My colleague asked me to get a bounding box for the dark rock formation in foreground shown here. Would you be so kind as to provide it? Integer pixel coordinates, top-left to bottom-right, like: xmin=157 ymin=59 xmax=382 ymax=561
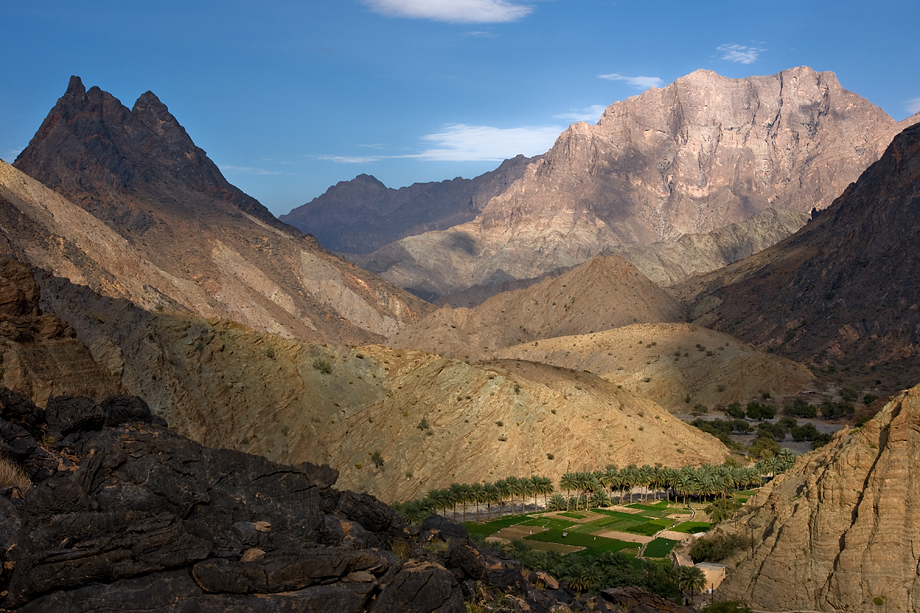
xmin=0 ymin=389 xmax=633 ymax=612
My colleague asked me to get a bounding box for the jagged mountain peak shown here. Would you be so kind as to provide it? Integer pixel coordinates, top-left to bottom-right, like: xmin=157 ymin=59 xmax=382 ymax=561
xmin=15 ymin=76 xmax=286 ymax=230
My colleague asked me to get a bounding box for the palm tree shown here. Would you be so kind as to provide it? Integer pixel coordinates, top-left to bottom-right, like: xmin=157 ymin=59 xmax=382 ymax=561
xmin=621 ymin=465 xmax=639 ymax=504
xmin=495 ymin=479 xmax=512 ymax=516
xmin=483 ymin=482 xmax=500 ymax=518
xmin=559 ymin=473 xmax=577 ymax=511
xmin=677 ymin=565 xmax=706 ymax=603
xmin=469 ymin=482 xmax=486 ymax=520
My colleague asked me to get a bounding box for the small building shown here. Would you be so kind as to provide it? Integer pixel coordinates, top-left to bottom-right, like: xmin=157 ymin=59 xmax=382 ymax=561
xmin=695 ymin=562 xmax=727 ymax=591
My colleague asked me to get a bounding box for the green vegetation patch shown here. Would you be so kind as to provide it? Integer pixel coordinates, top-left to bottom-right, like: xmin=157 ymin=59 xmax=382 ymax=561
xmin=623 ymin=520 xmax=670 ymax=536
xmin=671 ymin=521 xmax=712 ymax=534
xmin=591 ymin=509 xmax=645 ymax=520
xmin=557 ymin=511 xmax=588 ymax=519
xmin=644 ymin=537 xmax=679 ymax=558
xmin=524 ymin=529 xmax=636 ymax=554
xmin=464 ymin=514 xmax=530 ymax=536
xmin=520 ymin=518 xmax=576 ymax=530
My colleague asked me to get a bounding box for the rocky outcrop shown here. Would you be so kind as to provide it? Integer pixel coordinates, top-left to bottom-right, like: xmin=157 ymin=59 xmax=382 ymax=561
xmin=389 ymin=255 xmax=686 ymax=360
xmin=0 ymin=258 xmax=122 ymax=405
xmin=5 ymin=78 xmax=432 ymax=344
xmin=280 ymin=154 xmax=536 ymax=255
xmin=713 ymin=383 xmax=920 ymax=611
xmin=0 ymin=389 xmax=579 ymax=612
xmin=360 ymin=67 xmax=920 ymax=297
xmin=680 ymin=121 xmax=920 ymax=390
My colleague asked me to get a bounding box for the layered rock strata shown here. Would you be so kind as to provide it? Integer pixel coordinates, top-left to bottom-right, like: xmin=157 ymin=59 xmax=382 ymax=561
xmin=714 ymin=383 xmax=920 ymax=611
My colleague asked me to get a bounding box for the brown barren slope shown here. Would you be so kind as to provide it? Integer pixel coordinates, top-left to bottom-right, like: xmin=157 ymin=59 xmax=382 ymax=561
xmin=713 ymin=383 xmax=920 ymax=611
xmin=389 ymin=255 xmax=685 ymax=360
xmin=497 ymin=323 xmax=814 ymax=411
xmin=37 ymin=269 xmax=729 ymax=503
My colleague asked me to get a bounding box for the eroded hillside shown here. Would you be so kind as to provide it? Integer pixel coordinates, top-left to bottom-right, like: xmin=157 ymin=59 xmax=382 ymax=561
xmin=497 ymin=323 xmax=814 ymax=411
xmin=389 ymin=255 xmax=685 ymax=360
xmin=712 ymin=384 xmax=920 ymax=610
xmin=32 ymin=266 xmax=729 ymax=503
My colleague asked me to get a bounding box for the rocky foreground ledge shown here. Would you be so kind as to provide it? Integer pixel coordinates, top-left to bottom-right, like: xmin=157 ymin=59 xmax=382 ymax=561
xmin=0 ymin=388 xmax=681 ymax=612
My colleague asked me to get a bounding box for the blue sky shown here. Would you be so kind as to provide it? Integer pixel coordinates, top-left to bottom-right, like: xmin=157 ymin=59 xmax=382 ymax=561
xmin=2 ymin=0 xmax=918 ymax=217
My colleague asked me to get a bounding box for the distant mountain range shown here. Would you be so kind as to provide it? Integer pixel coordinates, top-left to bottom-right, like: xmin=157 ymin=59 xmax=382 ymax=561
xmin=280 ymin=154 xmax=535 ymax=254
xmin=301 ymin=67 xmax=919 ymax=300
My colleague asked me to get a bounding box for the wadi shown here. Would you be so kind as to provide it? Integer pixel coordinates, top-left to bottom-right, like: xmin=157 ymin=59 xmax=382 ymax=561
xmin=0 ymin=61 xmax=918 ymax=612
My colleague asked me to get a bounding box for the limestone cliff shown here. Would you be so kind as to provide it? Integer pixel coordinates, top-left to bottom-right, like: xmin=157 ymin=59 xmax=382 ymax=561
xmin=714 ymin=383 xmax=920 ymax=611
xmin=360 ymin=67 xmax=919 ymax=297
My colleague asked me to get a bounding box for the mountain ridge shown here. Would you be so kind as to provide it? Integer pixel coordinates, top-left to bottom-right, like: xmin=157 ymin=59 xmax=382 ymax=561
xmin=5 ymin=77 xmax=433 ymax=344
xmin=358 ymin=66 xmax=920 ymax=298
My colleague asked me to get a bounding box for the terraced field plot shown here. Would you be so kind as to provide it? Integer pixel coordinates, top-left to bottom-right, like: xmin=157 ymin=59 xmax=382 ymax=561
xmin=465 ymin=501 xmax=692 ymax=559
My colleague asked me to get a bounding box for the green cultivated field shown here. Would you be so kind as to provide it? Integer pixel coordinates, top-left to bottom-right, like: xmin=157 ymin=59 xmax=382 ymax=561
xmin=465 ymin=500 xmax=697 ymax=559
xmin=644 ymin=537 xmax=679 ymax=558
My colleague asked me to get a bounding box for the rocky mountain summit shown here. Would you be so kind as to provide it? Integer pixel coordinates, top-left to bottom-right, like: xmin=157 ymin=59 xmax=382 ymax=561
xmin=712 ymin=383 xmax=920 ymax=610
xmin=681 ymin=121 xmax=920 ymax=388
xmin=358 ymin=67 xmax=919 ymax=298
xmin=5 ymin=77 xmax=431 ymax=344
xmin=280 ymin=154 xmax=535 ymax=254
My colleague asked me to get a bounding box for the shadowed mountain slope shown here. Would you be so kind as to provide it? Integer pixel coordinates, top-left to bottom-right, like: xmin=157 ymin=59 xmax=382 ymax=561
xmin=681 ymin=122 xmax=920 ymax=389
xmin=359 ymin=67 xmax=919 ymax=298
xmin=5 ymin=77 xmax=431 ymax=343
xmin=280 ymin=154 xmax=536 ymax=254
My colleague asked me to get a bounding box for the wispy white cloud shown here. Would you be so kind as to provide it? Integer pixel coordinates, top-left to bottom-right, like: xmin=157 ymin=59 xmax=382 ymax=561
xmin=361 ymin=0 xmax=532 ymax=23
xmin=1 ymin=147 xmax=23 ymax=162
xmin=316 ymin=123 xmax=561 ymax=164
xmin=221 ymin=165 xmax=282 ymax=175
xmin=907 ymin=97 xmax=920 ymax=115
xmin=554 ymin=105 xmax=608 ymax=123
xmin=314 ymin=155 xmax=387 ymax=164
xmin=717 ymin=44 xmax=764 ymax=64
xmin=415 ymin=124 xmax=561 ymax=161
xmin=597 ymin=73 xmax=663 ymax=90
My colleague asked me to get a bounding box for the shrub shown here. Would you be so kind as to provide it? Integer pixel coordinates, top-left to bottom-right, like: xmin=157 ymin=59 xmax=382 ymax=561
xmin=312 ymin=358 xmax=333 ymax=374
xmin=417 ymin=418 xmax=430 ymax=431
xmin=791 ymin=423 xmax=820 ymax=441
xmin=369 ymin=450 xmax=384 ymax=469
xmin=784 ymin=398 xmax=817 ymax=418
xmin=264 ymin=346 xmax=275 ymax=359
xmin=725 ymin=402 xmax=745 ymax=419
xmin=841 ymin=387 xmax=859 ymax=402
xmin=690 ymin=533 xmax=746 ymax=563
